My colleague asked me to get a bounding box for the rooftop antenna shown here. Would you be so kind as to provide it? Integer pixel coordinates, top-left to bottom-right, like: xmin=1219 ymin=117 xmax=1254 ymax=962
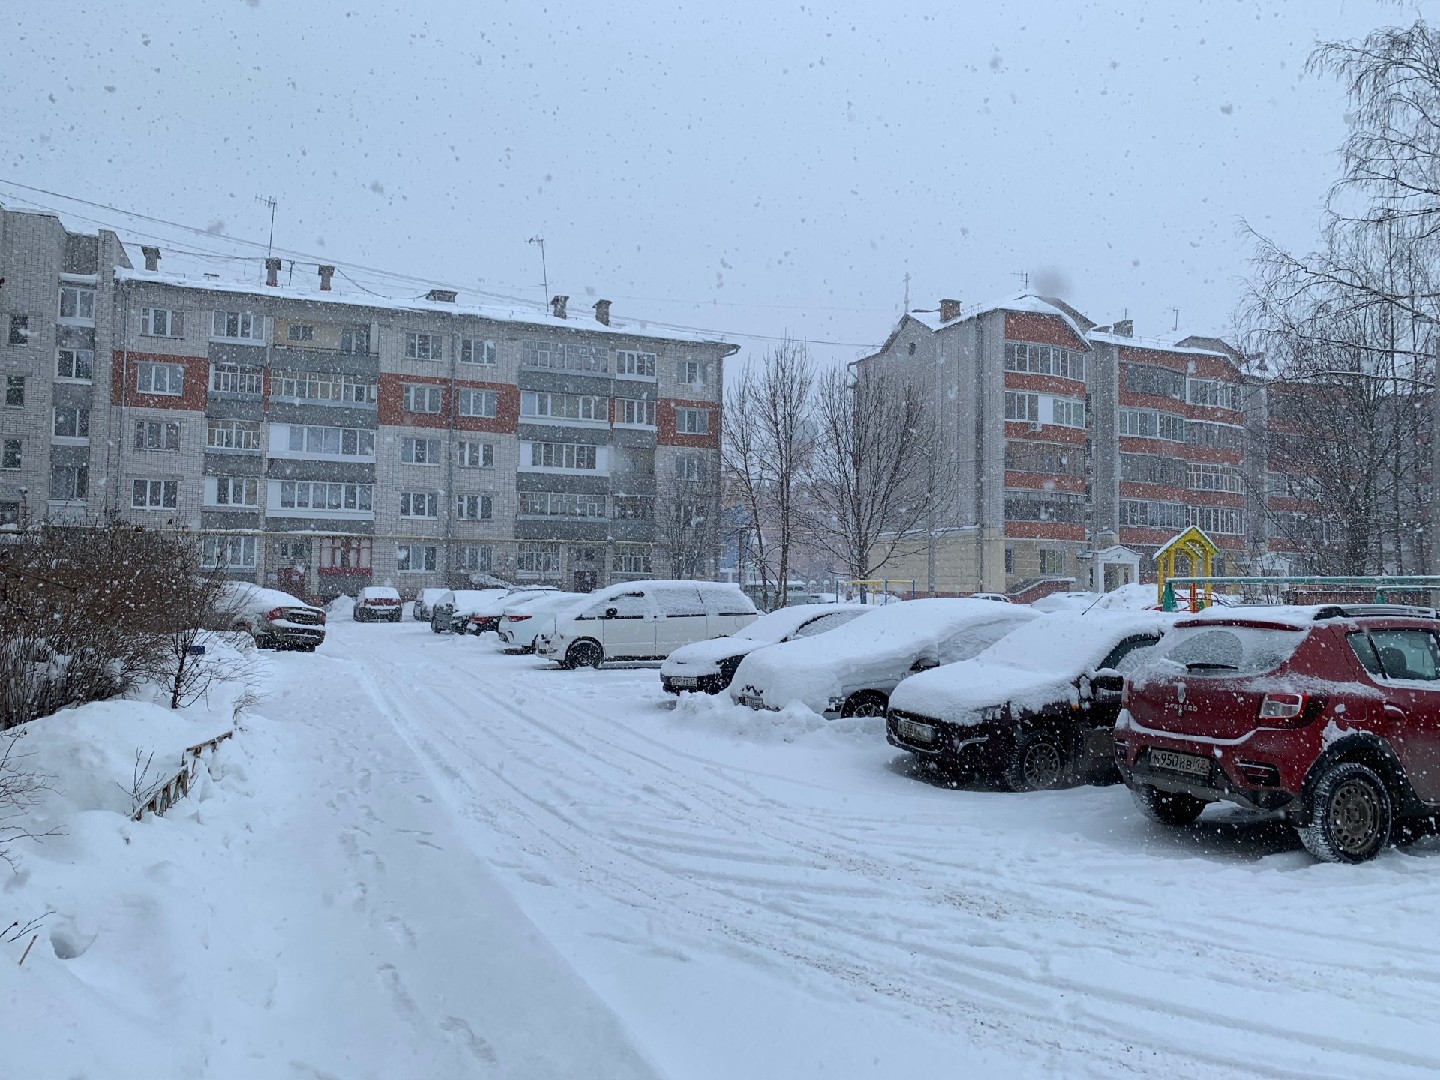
xmin=255 ymin=195 xmax=277 ymax=260
xmin=527 ymin=235 xmax=548 ymax=310
xmin=1171 ymin=307 xmax=1180 ymax=332
xmin=903 ymin=271 xmax=910 ymax=312
xmin=1012 ymin=270 xmax=1029 ymax=291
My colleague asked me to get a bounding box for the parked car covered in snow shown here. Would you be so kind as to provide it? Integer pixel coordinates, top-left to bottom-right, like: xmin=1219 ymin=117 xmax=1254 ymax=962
xmin=353 ymin=585 xmax=403 ymax=623
xmin=537 ymin=581 xmax=757 ymax=668
xmin=465 ymin=586 xmax=558 ymax=635
xmin=886 ymin=611 xmax=1171 ymax=790
xmin=412 ymin=587 xmax=450 ymax=622
xmin=729 ymin=598 xmax=1038 ymax=718
xmin=660 ymin=603 xmax=869 ymax=694
xmin=497 ymin=591 xmax=584 ymax=651
xmin=430 ymin=588 xmax=510 ymax=634
xmin=218 ymin=582 xmax=327 ymax=651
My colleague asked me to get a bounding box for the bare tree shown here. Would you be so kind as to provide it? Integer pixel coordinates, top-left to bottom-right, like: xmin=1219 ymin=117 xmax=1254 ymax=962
xmin=656 ymin=469 xmax=718 ymax=580
xmin=802 ymin=363 xmax=954 ymax=582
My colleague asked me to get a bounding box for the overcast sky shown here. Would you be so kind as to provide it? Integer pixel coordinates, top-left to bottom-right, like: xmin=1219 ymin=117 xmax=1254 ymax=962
xmin=0 ymin=0 xmax=1419 ymax=370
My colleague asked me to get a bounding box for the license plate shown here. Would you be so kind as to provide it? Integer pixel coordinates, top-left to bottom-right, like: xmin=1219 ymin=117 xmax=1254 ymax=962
xmin=671 ymin=676 xmax=698 ymax=689
xmin=896 ymin=718 xmax=936 ymax=744
xmin=1150 ymin=749 xmax=1211 ymax=778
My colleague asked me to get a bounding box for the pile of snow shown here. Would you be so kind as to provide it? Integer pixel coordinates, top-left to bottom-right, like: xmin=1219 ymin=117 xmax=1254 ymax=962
xmin=326 ymin=592 xmax=356 ymax=618
xmin=672 ymin=687 xmax=883 ymax=744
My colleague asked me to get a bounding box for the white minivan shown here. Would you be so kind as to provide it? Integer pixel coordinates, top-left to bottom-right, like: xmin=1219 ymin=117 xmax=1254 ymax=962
xmin=536 ymin=580 xmax=758 ymax=668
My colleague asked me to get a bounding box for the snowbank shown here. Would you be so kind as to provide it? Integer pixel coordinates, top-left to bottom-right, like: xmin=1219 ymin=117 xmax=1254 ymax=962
xmin=672 ymin=687 xmax=883 ymax=744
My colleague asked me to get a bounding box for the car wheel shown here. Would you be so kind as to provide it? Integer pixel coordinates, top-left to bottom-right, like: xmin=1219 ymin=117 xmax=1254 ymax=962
xmin=1299 ymin=761 xmax=1392 ymax=864
xmin=255 ymin=632 xmax=276 ymax=650
xmin=390 ymin=612 xmax=401 ymax=623
xmin=1131 ymin=783 xmax=1207 ymax=826
xmin=565 ymin=640 xmax=604 ymax=669
xmin=1002 ymin=728 xmax=1069 ymax=792
xmin=840 ymin=690 xmax=888 ymax=718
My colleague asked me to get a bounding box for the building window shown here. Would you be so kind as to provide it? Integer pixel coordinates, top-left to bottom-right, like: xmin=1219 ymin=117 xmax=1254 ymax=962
xmin=1187 ymin=506 xmax=1244 ymax=536
xmin=528 ymin=442 xmax=598 ymax=470
xmin=402 ymin=383 xmax=443 ymax=413
xmin=517 ymin=543 xmax=562 ymax=574
xmin=1185 ymin=421 xmax=1244 ymax=450
xmin=1186 ymin=463 xmax=1243 ymax=493
xmin=287 ymin=323 xmax=316 ymax=342
xmin=405 ymin=332 xmax=442 ymax=360
xmin=1050 ymin=398 xmax=1085 ymax=428
xmin=612 ymin=548 xmax=653 ymax=574
xmin=56 ymin=348 xmax=94 ymax=381
xmin=140 ymin=308 xmax=184 ymax=337
xmin=339 ymin=327 xmax=370 ymax=355
xmin=8 ymin=315 xmax=30 ymax=345
xmin=460 ymin=338 xmax=496 ymax=365
xmin=1118 ymin=409 xmax=1186 ymax=442
xmin=285 ymin=425 xmax=375 ymax=458
xmin=518 ymin=492 xmax=607 ymax=518
xmin=1187 ymin=378 xmax=1240 ymax=411
xmin=401 ymin=437 xmax=442 ymax=465
xmin=134 ymin=419 xmax=181 ymax=451
xmin=1119 ymin=453 xmax=1186 ymax=486
xmin=1123 ymin=363 xmax=1186 ymax=400
xmin=457 ymin=389 xmax=498 ymax=418
xmin=319 ymin=536 xmax=372 ymax=572
xmin=210 ymin=477 xmax=260 ymax=507
xmin=1120 ymin=499 xmax=1188 ymax=530
xmin=5 ymin=376 xmax=23 ymax=407
xmin=1005 ymin=442 xmax=1083 ymax=477
xmin=675 ymin=407 xmax=710 ymax=435
xmin=618 ymin=398 xmax=656 ymax=426
xmin=1039 ymin=549 xmax=1065 ymax=575
xmin=679 ymin=359 xmax=704 ymax=385
xmin=53 ymin=406 xmax=90 ymax=440
xmin=202 ymin=535 xmax=257 ymax=569
xmin=612 ymin=495 xmax=655 ymax=521
xmin=273 ymin=370 xmax=377 ymax=405
xmin=211 ymin=363 xmax=264 ymax=395
xmin=1004 ymin=547 xmax=1014 ymax=575
xmin=137 ymin=362 xmax=184 ymax=396
xmin=396 ymin=544 xmax=437 ymax=572
xmin=1004 ymin=392 xmax=1040 ymax=423
xmin=1 ymin=439 xmax=20 ymax=470
xmin=131 ymin=479 xmax=178 ymax=510
xmin=520 ymin=391 xmax=606 ymax=421
xmin=0 ymin=502 xmax=17 ymax=527
xmin=399 ymin=491 xmax=439 ymax=518
xmin=277 ymin=481 xmax=372 ymax=512
xmin=455 ymin=544 xmax=492 ymax=572
xmin=1004 ymin=341 xmax=1086 ymax=381
xmin=1004 ymin=491 xmax=1086 ymax=523
xmin=212 ymin=311 xmax=262 ymax=340
xmin=456 ymin=493 xmax=493 ymax=520
xmin=675 ymin=454 xmax=702 ymax=481
xmin=50 ymin=464 xmax=88 ymax=501
xmin=58 ymin=286 xmax=96 ymax=322
xmin=521 ymin=339 xmax=607 ymax=373
xmin=207 ymin=419 xmax=262 ymax=451
xmin=459 ymin=441 xmax=493 ymax=468
xmin=615 ymin=350 xmax=655 ymax=377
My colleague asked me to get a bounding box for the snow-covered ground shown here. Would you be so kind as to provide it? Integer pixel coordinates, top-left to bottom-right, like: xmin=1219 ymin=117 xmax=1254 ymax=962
xmin=7 ymin=616 xmax=1440 ymax=1078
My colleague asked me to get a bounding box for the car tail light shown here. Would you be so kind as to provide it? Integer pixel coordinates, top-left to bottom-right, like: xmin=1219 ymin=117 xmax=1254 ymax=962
xmin=267 ymin=607 xmax=285 ymax=620
xmin=509 ymin=614 xmax=532 ymax=622
xmin=1257 ymin=692 xmax=1321 ymax=728
xmin=1236 ymin=760 xmax=1282 ymax=787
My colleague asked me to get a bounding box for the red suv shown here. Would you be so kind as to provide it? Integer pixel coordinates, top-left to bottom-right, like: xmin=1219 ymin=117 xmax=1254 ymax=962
xmin=1116 ymin=604 xmax=1440 ymax=863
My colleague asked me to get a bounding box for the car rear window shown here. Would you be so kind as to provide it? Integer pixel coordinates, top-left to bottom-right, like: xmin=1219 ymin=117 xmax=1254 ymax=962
xmin=1159 ymin=624 xmax=1305 ymax=675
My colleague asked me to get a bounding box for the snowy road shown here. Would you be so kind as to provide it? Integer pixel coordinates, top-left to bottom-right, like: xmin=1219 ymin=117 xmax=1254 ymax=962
xmin=268 ymin=617 xmax=1440 ymax=1080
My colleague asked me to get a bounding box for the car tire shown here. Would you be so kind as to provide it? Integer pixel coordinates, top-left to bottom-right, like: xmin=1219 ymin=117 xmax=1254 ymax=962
xmin=255 ymin=632 xmax=276 ymax=650
xmin=390 ymin=612 xmax=401 ymax=623
xmin=565 ymin=640 xmax=604 ymax=669
xmin=840 ymin=690 xmax=888 ymax=718
xmin=1131 ymin=783 xmax=1207 ymax=826
xmin=1001 ymin=728 xmax=1069 ymax=792
xmin=1298 ymin=761 xmax=1392 ymax=864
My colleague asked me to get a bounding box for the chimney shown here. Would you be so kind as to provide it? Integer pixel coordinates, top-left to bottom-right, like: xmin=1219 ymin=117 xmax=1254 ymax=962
xmin=939 ymin=297 xmax=962 ymax=323
xmin=265 ymin=257 xmax=281 ymax=288
xmin=425 ymin=288 xmax=457 ymax=303
xmin=1113 ymin=318 xmax=1133 ymax=338
xmin=141 ymin=245 xmax=160 ymax=272
xmin=593 ymin=299 xmax=612 ymax=326
xmin=318 ymin=265 xmax=335 ymax=291
xmin=550 ymin=294 xmax=569 ymax=319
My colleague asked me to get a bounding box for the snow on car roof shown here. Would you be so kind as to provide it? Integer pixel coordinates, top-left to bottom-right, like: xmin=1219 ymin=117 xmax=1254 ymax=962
xmin=501 ymin=592 xmax=584 ymax=616
xmin=360 ymin=586 xmax=401 ymax=599
xmin=731 ymin=603 xmax=870 ymax=645
xmin=220 ymin=581 xmax=316 ymax=612
xmin=973 ymin=610 xmax=1174 ymax=674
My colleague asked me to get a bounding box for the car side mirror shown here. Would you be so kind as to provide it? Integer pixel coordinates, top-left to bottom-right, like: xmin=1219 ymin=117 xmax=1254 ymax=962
xmin=605 ymin=607 xmax=619 ymax=619
xmin=1092 ymin=672 xmax=1125 ymax=703
xmin=910 ymin=656 xmax=940 ymax=673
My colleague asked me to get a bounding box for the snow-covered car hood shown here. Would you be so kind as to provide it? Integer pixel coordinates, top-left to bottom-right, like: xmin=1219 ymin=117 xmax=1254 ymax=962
xmin=661 ymin=637 xmax=762 ymax=676
xmin=889 ymin=660 xmax=1077 ymax=724
xmin=728 ymin=599 xmax=1038 ymax=713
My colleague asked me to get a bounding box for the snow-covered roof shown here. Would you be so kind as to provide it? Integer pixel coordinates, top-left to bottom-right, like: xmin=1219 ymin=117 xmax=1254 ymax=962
xmin=905 ymin=293 xmax=1092 ymax=344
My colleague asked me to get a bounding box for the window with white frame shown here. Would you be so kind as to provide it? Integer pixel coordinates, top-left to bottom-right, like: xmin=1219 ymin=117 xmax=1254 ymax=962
xmin=457 ymin=388 xmax=497 ymax=418
xmin=518 ymin=491 xmax=607 ymax=518
xmin=140 ymin=307 xmax=184 ymax=337
xmin=612 ymin=495 xmax=654 ymax=520
xmin=528 ymin=442 xmax=598 ymax=470
xmin=319 ymin=537 xmax=371 ymax=571
xmin=521 ymin=339 xmax=607 ymax=372
xmin=131 ymin=479 xmax=178 ymax=510
xmin=1004 ymin=341 xmax=1086 ymax=381
xmin=136 ymin=362 xmax=184 ymax=395
xmin=1124 ymin=363 xmax=1186 ymax=400
xmin=273 ymin=370 xmax=377 ymax=405
xmin=207 ymin=419 xmax=262 ymax=451
xmin=1186 ymin=378 xmax=1240 ymax=411
xmin=1004 ymin=392 xmax=1040 ymax=422
xmin=675 ymin=407 xmax=710 ymax=435
xmin=286 ymin=323 xmax=316 ymax=342
xmin=58 ymin=286 xmax=95 ymax=322
xmin=211 ymin=363 xmax=264 ymax=395
xmin=339 ymin=327 xmax=370 ymax=355
xmin=209 ymin=477 xmax=260 ymax=507
xmin=456 ymin=493 xmax=493 ymax=520
xmin=402 ymin=383 xmax=443 ymax=413
xmin=1187 ymin=505 xmax=1244 ymax=535
xmin=401 ymin=436 xmax=442 ymax=464
xmin=1 ymin=439 xmax=20 ymax=470
xmin=212 ymin=310 xmax=262 ymax=340
xmin=134 ymin=419 xmax=181 ymax=451
xmin=405 ymin=332 xmax=442 ymax=360
xmin=1050 ymin=397 xmax=1085 ymax=428
xmin=1119 ymin=499 xmax=1187 ymax=530
xmin=455 ymin=544 xmax=492 ymax=572
xmin=612 ymin=547 xmax=653 ymax=574
xmin=396 ymin=544 xmax=437 ymax=572
xmin=286 ymin=425 xmax=375 ymax=458
xmin=517 ymin=543 xmax=562 ymax=574
xmin=56 ymin=347 xmax=93 ymax=380
xmin=675 ymin=454 xmax=702 ymax=481
xmin=1186 ymin=463 xmax=1243 ymax=493
xmin=277 ymin=481 xmax=372 ymax=512
xmin=520 ymin=391 xmax=606 ymax=422
xmin=615 ymin=349 xmax=655 ymax=377
xmin=460 ymin=338 xmax=496 ymax=365
xmin=459 ymin=441 xmax=493 ymax=468
xmin=678 ymin=359 xmax=704 ymax=385
xmin=1185 ymin=421 xmax=1244 ymax=450
xmin=399 ymin=491 xmax=439 ymax=518
xmin=617 ymin=398 xmax=655 ymax=426
xmin=53 ymin=406 xmax=89 ymax=439
xmin=50 ymin=464 xmax=88 ymax=501
xmin=202 ymin=535 xmax=257 ymax=569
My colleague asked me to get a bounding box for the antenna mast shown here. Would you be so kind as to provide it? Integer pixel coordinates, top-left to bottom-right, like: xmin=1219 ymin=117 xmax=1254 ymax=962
xmin=903 ymin=271 xmax=910 ymax=312
xmin=255 ymin=195 xmax=278 ymax=260
xmin=1011 ymin=270 xmax=1029 ymax=291
xmin=527 ymin=235 xmax=548 ymax=310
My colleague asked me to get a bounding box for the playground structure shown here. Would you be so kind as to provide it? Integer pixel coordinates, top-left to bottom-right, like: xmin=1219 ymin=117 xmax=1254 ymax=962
xmin=1160 ymin=574 xmax=1440 ymax=612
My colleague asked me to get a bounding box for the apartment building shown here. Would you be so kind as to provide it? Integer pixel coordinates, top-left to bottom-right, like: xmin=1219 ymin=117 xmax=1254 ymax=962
xmin=858 ymin=294 xmax=1299 ymax=597
xmin=0 ymin=206 xmax=734 ymax=598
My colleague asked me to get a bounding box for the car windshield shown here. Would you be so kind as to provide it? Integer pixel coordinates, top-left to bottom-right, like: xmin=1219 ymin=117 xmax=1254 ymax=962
xmin=1158 ymin=624 xmax=1306 ymax=675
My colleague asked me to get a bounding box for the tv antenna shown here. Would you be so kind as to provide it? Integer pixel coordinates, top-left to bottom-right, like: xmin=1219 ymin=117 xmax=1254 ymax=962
xmin=255 ymin=195 xmax=277 ymax=260
xmin=1170 ymin=307 xmax=1180 ymax=332
xmin=527 ymin=235 xmax=548 ymax=310
xmin=903 ymin=271 xmax=910 ymax=312
xmin=1012 ymin=270 xmax=1029 ymax=291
